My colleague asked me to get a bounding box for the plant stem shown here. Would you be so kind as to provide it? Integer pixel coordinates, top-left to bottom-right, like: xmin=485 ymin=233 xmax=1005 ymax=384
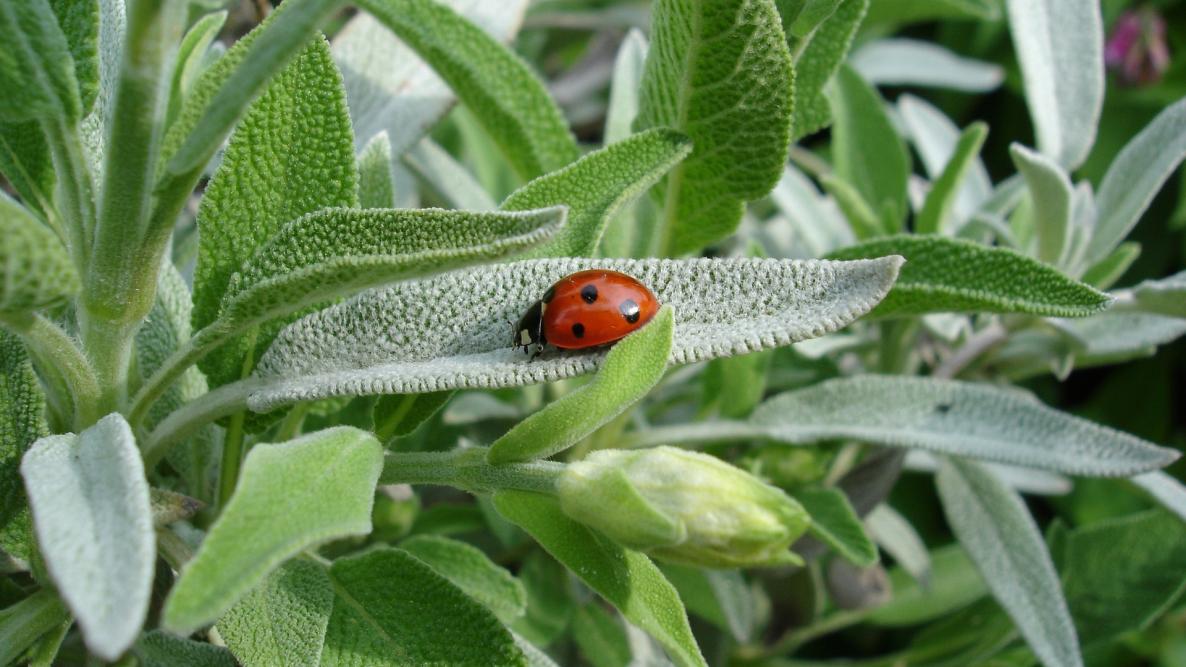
xmin=877 ymin=319 xmax=918 ymax=374
xmin=381 ymin=447 xmax=564 ymax=495
xmin=933 ymin=320 xmax=1008 ymax=380
xmin=274 ymin=402 xmax=311 ymax=441
xmin=141 ymin=378 xmax=262 ymax=470
xmin=217 ymin=411 xmax=247 ymax=508
xmin=39 ymin=118 xmax=94 ymax=274
xmin=618 ymin=420 xmax=767 ymax=450
xmin=127 ymin=325 xmax=228 ymax=428
xmin=0 ymin=312 xmax=101 ymax=428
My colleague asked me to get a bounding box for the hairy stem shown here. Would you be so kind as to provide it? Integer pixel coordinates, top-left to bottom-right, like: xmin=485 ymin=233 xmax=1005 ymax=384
xmin=933 ymin=320 xmax=1008 ymax=380
xmin=0 ymin=312 xmax=101 ymax=428
xmin=39 ymin=118 xmax=94 ymax=274
xmin=381 ymin=447 xmax=564 ymax=495
xmin=141 ymin=378 xmax=263 ymax=470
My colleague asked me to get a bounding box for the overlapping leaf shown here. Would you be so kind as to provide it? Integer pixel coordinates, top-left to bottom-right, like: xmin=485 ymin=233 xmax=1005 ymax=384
xmin=0 ymin=0 xmax=81 ymax=123
xmin=1011 ymin=144 xmax=1072 ymax=266
xmin=217 ymin=558 xmax=334 ymax=667
xmin=0 ymin=194 xmax=79 ymax=314
xmin=796 ymin=487 xmax=878 ymax=567
xmin=249 ymin=256 xmax=902 ymax=411
xmin=1128 ymin=270 xmax=1186 ymax=318
xmin=851 ymin=39 xmax=1003 ymax=92
xmin=916 ymin=122 xmax=988 ymax=235
xmin=0 ymin=331 xmax=46 ymax=561
xmin=789 ymin=0 xmax=868 ymax=141
xmin=400 ymin=534 xmax=527 ymax=624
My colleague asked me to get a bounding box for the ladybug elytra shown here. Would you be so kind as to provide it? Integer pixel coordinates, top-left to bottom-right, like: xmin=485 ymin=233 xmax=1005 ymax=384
xmin=513 ymin=270 xmax=660 ymax=358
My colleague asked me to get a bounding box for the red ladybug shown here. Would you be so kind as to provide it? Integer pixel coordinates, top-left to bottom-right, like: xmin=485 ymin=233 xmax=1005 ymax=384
xmin=513 ymin=269 xmax=660 ymax=358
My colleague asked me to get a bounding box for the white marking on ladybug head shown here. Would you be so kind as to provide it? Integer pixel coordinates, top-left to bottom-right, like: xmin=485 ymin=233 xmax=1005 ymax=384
xmin=519 ymin=329 xmax=533 ymax=346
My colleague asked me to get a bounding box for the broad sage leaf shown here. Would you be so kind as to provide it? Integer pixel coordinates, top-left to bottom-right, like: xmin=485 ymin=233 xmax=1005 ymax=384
xmin=789 ymin=0 xmax=868 ymax=141
xmin=1010 ymin=144 xmax=1073 ymax=266
xmin=936 ymin=457 xmax=1083 ymax=667
xmin=494 ymin=490 xmax=707 ymax=667
xmin=192 ymin=35 xmax=357 ymax=387
xmin=249 ymin=256 xmax=902 ymax=411
xmin=916 ymin=122 xmax=988 ymax=236
xmin=1087 ymin=98 xmax=1186 ymax=263
xmin=1005 ymin=0 xmax=1103 ymax=169
xmin=504 ymin=129 xmax=691 ymax=258
xmin=637 ymin=0 xmax=794 ymax=255
xmin=0 ymin=330 xmax=46 ymax=561
xmin=749 ymin=376 xmax=1179 ymax=477
xmin=489 ymin=307 xmax=673 ymax=464
xmin=0 ymin=590 xmax=68 ymax=667
xmin=20 ymin=413 xmax=153 ymax=661
xmin=851 ymin=38 xmax=1003 ymax=92
xmin=399 ymin=534 xmax=527 ymax=624
xmin=796 ymin=487 xmax=878 ymax=567
xmin=828 ymin=64 xmax=910 ymax=232
xmin=217 ymin=558 xmax=334 ymax=667
xmin=163 ymin=427 xmax=383 ymax=635
xmin=322 ymin=547 xmax=528 ymax=666
xmin=0 ymin=193 xmax=79 ymax=314
xmin=358 ymin=0 xmax=578 ymax=179
xmin=828 ymin=235 xmax=1111 ymax=317
xmin=0 ymin=0 xmax=81 ymax=123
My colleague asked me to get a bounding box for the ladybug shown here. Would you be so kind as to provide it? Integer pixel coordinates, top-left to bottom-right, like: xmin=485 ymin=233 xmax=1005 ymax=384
xmin=513 ymin=269 xmax=660 ymax=358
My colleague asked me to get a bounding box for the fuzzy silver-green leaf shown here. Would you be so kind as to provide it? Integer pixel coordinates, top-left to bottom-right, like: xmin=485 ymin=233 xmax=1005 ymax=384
xmin=218 ymin=558 xmax=334 ymax=667
xmin=789 ymin=0 xmax=868 ymax=140
xmin=0 ymin=330 xmax=45 ymax=561
xmin=0 ymin=193 xmax=79 ymax=313
xmin=0 ymin=0 xmax=81 ymax=123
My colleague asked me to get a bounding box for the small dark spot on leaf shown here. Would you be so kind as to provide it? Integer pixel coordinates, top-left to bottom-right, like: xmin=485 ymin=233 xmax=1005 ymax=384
xmin=935 ymin=403 xmax=952 ymax=414
xmin=572 ymin=322 xmax=585 ymax=339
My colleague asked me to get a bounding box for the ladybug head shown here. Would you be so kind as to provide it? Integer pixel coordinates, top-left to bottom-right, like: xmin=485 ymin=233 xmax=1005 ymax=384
xmin=512 ymin=300 xmax=546 ymax=355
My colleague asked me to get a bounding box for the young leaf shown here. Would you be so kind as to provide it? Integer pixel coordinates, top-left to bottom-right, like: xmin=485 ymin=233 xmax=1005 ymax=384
xmin=374 ymin=391 xmax=453 ymax=441
xmin=494 ymin=490 xmax=707 ymax=667
xmin=1005 ymin=0 xmax=1103 ymax=169
xmin=898 ymin=95 xmax=992 ymax=223
xmin=828 ymin=235 xmax=1111 ymax=317
xmin=1087 ymin=98 xmax=1186 ymax=263
xmin=1081 ymin=242 xmax=1139 ymax=289
xmin=703 ymin=349 xmax=774 ymax=419
xmin=783 ymin=0 xmax=841 ymax=38
xmin=358 ymin=0 xmax=578 ymax=179
xmin=192 ymin=35 xmax=357 ymax=386
xmin=789 ymin=0 xmax=868 ymax=141
xmin=821 ymin=173 xmax=883 ymax=240
xmin=749 ymin=376 xmax=1178 ymax=476
xmin=572 ymin=604 xmax=632 ymax=667
xmin=864 ymin=0 xmax=998 ymax=25
xmin=163 ymin=427 xmax=383 ymax=635
xmin=0 ymin=590 xmax=68 ymax=667
xmin=797 ymin=487 xmax=878 ymax=567
xmin=404 ymin=138 xmax=496 ymax=211
xmin=489 ymin=307 xmax=673 ymax=464
xmin=1132 ymin=472 xmax=1186 ymax=524
xmin=217 ymin=558 xmax=334 ymax=667
xmin=399 ymin=534 xmax=527 ymax=624
xmin=1010 ymin=144 xmax=1073 ymax=266
xmin=605 ymin=29 xmax=647 ymax=146
xmin=48 ymin=0 xmax=99 ymax=114
xmin=851 ymin=38 xmax=1003 ymax=92
xmin=828 ymin=64 xmax=910 ymax=232
xmin=0 ymin=331 xmax=46 ymax=561
xmin=636 ymin=0 xmax=794 ymax=255
xmin=916 ymin=122 xmax=989 ymax=235
xmin=20 ymin=414 xmax=153 ymax=661
xmin=936 ymin=457 xmax=1083 ymax=667
xmin=357 ymin=132 xmax=396 ymax=209
xmin=1128 ymin=270 xmax=1186 ymax=318
xmin=511 ymin=551 xmax=574 ymax=646
xmin=322 ymin=547 xmax=528 ymax=666
xmin=503 ymin=129 xmax=691 ymax=258
xmin=865 ymin=505 xmax=930 ymax=586
xmin=133 ymin=631 xmax=237 ymax=667
xmin=249 ymin=256 xmax=902 ymax=411
xmin=0 ymin=193 xmax=79 ymax=314
xmin=165 ymin=9 xmax=226 ymax=126
xmin=0 ymin=0 xmax=81 ymax=123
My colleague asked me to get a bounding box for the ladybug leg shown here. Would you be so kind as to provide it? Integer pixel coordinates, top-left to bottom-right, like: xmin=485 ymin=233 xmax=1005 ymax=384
xmin=531 ymin=345 xmax=543 ymax=361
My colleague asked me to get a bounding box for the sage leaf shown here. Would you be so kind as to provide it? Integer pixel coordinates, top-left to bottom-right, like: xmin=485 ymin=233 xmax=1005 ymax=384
xmin=400 ymin=534 xmax=527 ymax=624
xmin=494 ymin=490 xmax=707 ymax=667
xmin=403 ymin=138 xmax=495 ymax=211
xmin=770 ymin=166 xmax=853 ymax=257
xmin=77 ymin=0 xmax=123 ymax=181
xmin=0 ymin=590 xmax=68 ymax=667
xmin=358 ymin=0 xmax=578 ymax=179
xmin=789 ymin=0 xmax=868 ymax=141
xmin=217 ymin=559 xmax=334 ymax=667
xmin=936 ymin=457 xmax=1082 ymax=667
xmin=20 ymin=413 xmax=153 ymax=661
xmin=0 ymin=193 xmax=79 ymax=314
xmin=249 ymin=256 xmax=902 ymax=411
xmin=0 ymin=122 xmax=54 ymax=218
xmin=796 ymin=487 xmax=878 ymax=567
xmin=916 ymin=122 xmax=988 ymax=236
xmin=866 ymin=543 xmax=986 ymax=627
xmin=333 ymin=1 xmax=527 ymax=156
xmin=828 ymin=235 xmax=1111 ymax=317
xmin=322 ymin=547 xmax=528 ymax=666
xmin=0 ymin=331 xmax=46 ymax=562
xmin=489 ymin=307 xmax=673 ymax=464
xmin=0 ymin=0 xmax=81 ymax=123
xmin=48 ymin=0 xmax=99 ymax=114
xmin=165 ymin=9 xmax=226 ymax=127
xmin=573 ymin=604 xmax=631 ymax=667
xmin=659 ymin=565 xmax=755 ymax=642
xmin=1005 ymin=0 xmax=1103 ymax=169
xmin=865 ymin=505 xmax=930 ymax=586
xmin=357 ymin=132 xmax=396 ymax=209
xmin=821 ymin=173 xmax=882 ymax=240
xmin=374 ymin=391 xmax=453 ymax=441
xmin=898 ymin=95 xmax=992 ymax=224
xmin=1010 ymin=144 xmax=1072 ymax=266
xmin=829 ymin=64 xmax=910 ymax=231
xmin=1088 ymin=98 xmax=1186 ymax=263
xmin=163 ymin=427 xmax=383 ymax=635
xmin=749 ymin=376 xmax=1179 ymax=476
xmin=1128 ymin=270 xmax=1186 ymax=318
xmin=1054 ymin=312 xmax=1186 ymax=365
xmin=134 ymin=631 xmax=237 ymax=667
xmin=1132 ymin=471 xmax=1186 ymax=524
xmin=864 ymin=0 xmax=998 ymax=25
xmin=504 ymin=129 xmax=691 ymax=258
xmin=192 ymin=35 xmax=357 ymax=387
xmin=637 ymin=0 xmax=794 ymax=254
xmin=851 ymin=38 xmax=1003 ymax=92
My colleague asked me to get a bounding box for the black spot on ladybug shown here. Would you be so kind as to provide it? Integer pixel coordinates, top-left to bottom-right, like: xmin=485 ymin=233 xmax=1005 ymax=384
xmin=542 ymin=285 xmax=556 ymax=303
xmin=620 ymin=299 xmax=640 ymax=324
xmin=935 ymin=403 xmax=952 ymax=414
xmin=580 ymin=284 xmax=598 ymax=303
xmin=571 ymin=322 xmax=585 ymax=339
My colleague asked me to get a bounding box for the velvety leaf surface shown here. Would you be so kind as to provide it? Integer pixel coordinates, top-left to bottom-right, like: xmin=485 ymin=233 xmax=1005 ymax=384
xmin=0 ymin=330 xmax=45 ymax=561
xmin=489 ymin=307 xmax=673 ymax=463
xmin=400 ymin=534 xmax=527 ymax=624
xmin=192 ymin=35 xmax=357 ymax=386
xmin=357 ymin=132 xmax=395 ymax=209
xmin=321 ymin=547 xmax=527 ymax=666
xmin=358 ymin=0 xmax=578 ymax=179
xmin=1011 ymin=144 xmax=1072 ymax=266
xmin=749 ymin=376 xmax=1178 ymax=476
xmin=494 ymin=490 xmax=707 ymax=667
xmin=134 ymin=631 xmax=238 ymax=667
xmin=789 ymin=0 xmax=868 ymax=141
xmin=637 ymin=0 xmax=794 ymax=254
xmin=0 ymin=193 xmax=79 ymax=313
xmin=828 ymin=235 xmax=1110 ymax=317
xmin=1132 ymin=471 xmax=1186 ymax=523
xmin=851 ymin=38 xmax=1003 ymax=92
xmin=20 ymin=413 xmax=153 ymax=661
xmin=915 ymin=122 xmax=988 ymax=235
xmin=796 ymin=487 xmax=878 ymax=567
xmin=163 ymin=428 xmax=382 ymax=635
xmin=217 ymin=558 xmax=334 ymax=667
xmin=936 ymin=458 xmax=1082 ymax=667
xmin=1128 ymin=270 xmax=1186 ymax=318
xmin=1005 ymin=0 xmax=1102 ymax=169
xmin=503 ymin=129 xmax=691 ymax=257
xmin=0 ymin=0 xmax=80 ymax=123
xmin=249 ymin=256 xmax=902 ymax=411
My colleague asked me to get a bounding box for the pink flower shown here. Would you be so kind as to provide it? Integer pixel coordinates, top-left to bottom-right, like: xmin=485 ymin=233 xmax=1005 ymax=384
xmin=1106 ymin=8 xmax=1170 ymax=86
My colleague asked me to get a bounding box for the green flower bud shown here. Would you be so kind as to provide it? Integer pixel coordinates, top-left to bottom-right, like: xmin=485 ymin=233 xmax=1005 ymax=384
xmin=556 ymin=446 xmax=810 ymax=568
